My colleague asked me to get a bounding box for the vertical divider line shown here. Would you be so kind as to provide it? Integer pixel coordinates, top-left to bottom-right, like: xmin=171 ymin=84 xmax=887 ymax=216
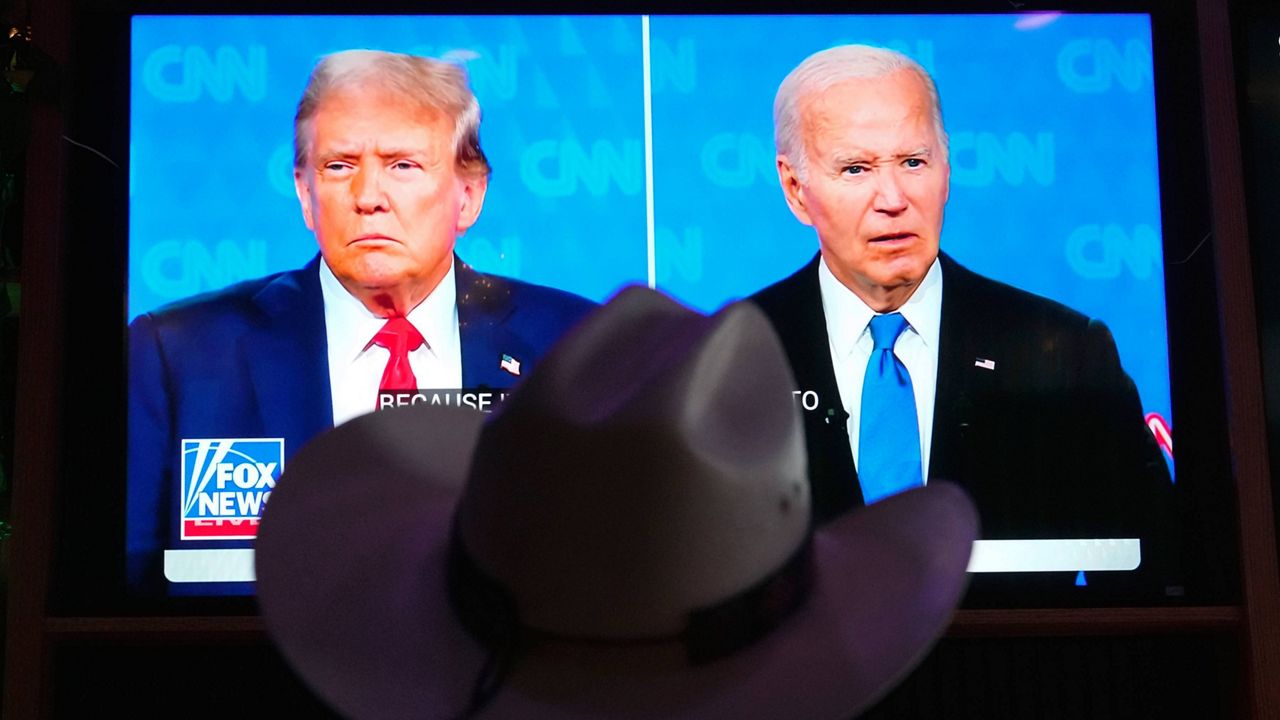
xmin=642 ymin=14 xmax=656 ymax=288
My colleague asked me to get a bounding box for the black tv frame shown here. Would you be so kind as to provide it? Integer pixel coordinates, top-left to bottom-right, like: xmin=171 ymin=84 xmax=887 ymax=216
xmin=33 ymin=0 xmax=1248 ymax=618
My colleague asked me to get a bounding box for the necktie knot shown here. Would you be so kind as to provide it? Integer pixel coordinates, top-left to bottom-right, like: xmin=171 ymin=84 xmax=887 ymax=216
xmin=370 ymin=317 xmax=425 ymax=398
xmin=371 ymin=316 xmax=425 ymax=355
xmin=868 ymin=313 xmax=909 ymax=351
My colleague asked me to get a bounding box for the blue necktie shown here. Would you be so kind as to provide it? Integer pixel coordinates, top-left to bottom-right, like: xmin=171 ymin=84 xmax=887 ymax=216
xmin=858 ymin=313 xmax=923 ymax=503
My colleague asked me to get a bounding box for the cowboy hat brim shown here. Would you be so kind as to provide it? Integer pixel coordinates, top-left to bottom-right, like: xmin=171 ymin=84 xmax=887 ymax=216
xmin=257 ymin=402 xmax=977 ymax=720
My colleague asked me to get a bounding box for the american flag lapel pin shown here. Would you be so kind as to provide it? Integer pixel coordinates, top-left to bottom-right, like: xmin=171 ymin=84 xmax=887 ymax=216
xmin=500 ymin=353 xmax=522 ymax=376
xmin=974 ymin=357 xmax=996 ymax=370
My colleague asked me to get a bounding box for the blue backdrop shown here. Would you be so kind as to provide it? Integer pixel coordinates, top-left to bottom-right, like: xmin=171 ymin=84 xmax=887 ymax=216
xmin=130 ymin=13 xmax=1171 ymax=456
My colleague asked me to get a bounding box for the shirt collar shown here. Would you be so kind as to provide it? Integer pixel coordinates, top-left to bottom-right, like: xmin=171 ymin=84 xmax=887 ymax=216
xmin=319 ymin=257 xmax=457 ymax=366
xmin=818 ymin=254 xmax=943 ymax=357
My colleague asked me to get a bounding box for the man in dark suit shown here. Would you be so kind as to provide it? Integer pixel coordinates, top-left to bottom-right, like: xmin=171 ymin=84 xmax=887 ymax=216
xmin=127 ymin=50 xmax=594 ymax=592
xmin=750 ymin=45 xmax=1173 ymax=600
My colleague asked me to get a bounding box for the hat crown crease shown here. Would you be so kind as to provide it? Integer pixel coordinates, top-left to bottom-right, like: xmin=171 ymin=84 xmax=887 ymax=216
xmin=457 ymin=291 xmax=810 ymax=639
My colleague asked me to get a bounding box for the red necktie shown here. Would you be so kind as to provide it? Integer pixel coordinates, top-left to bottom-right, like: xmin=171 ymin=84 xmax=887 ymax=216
xmin=368 ymin=317 xmax=425 ymax=394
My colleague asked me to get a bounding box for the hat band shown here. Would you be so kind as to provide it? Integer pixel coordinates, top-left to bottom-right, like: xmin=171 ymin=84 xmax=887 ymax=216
xmin=683 ymin=534 xmax=814 ymax=664
xmin=448 ymin=525 xmax=814 ymax=663
xmin=446 ymin=521 xmax=814 ymax=714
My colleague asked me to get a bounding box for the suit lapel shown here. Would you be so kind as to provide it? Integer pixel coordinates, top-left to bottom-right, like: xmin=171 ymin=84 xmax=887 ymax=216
xmin=247 ymin=255 xmax=334 ymax=456
xmin=456 ymin=258 xmax=520 ymax=388
xmin=929 ymin=254 xmax=998 ymax=488
xmin=759 ymin=256 xmax=862 ymax=522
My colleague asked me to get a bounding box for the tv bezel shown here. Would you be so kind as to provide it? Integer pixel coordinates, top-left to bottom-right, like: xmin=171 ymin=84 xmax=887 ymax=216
xmin=41 ymin=0 xmax=1240 ymax=616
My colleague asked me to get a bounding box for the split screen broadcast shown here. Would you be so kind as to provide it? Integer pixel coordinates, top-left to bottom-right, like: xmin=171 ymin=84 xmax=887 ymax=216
xmin=127 ymin=14 xmax=1175 ymax=602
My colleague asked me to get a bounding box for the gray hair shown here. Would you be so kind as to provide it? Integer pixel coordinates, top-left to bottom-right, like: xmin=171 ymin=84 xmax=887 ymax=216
xmin=774 ymin=44 xmax=948 ymax=181
xmin=293 ymin=49 xmax=490 ymax=178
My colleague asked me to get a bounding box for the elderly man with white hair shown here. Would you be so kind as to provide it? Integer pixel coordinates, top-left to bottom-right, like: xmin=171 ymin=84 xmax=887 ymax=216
xmin=750 ymin=44 xmax=1174 ymax=599
xmin=128 ymin=50 xmax=594 ymax=592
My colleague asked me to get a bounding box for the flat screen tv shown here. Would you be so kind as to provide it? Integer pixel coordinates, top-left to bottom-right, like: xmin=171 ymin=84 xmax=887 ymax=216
xmin=51 ymin=3 xmax=1237 ymax=612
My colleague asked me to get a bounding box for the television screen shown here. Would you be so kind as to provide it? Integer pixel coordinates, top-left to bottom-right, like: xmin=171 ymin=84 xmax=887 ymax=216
xmin=123 ymin=12 xmax=1185 ymax=603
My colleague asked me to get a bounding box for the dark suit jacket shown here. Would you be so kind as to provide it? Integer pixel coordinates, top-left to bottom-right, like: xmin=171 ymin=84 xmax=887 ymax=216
xmin=751 ymin=253 xmax=1175 ymax=603
xmin=127 ymin=255 xmax=595 ymax=592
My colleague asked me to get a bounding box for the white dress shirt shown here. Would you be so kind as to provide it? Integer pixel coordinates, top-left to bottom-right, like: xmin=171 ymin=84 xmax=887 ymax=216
xmin=320 ymin=259 xmax=463 ymax=427
xmin=818 ymin=255 xmax=943 ymax=480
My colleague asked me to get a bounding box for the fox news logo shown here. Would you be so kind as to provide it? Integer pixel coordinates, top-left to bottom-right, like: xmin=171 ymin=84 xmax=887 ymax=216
xmin=180 ymin=438 xmax=282 ymax=540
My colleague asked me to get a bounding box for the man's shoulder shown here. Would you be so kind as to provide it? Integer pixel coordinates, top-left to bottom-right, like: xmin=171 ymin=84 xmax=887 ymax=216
xmin=747 ymin=255 xmax=820 ymax=323
xmin=504 ymin=274 xmax=598 ymax=317
xmin=744 ymin=256 xmax=833 ymax=381
xmin=941 ymin=254 xmax=1091 ymax=333
xmin=129 ymin=263 xmax=318 ymax=338
xmin=457 ymin=261 xmax=597 ymax=326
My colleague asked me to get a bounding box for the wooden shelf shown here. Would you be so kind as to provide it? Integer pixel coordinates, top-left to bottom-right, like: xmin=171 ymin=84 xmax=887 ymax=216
xmin=948 ymin=606 xmax=1241 ymax=637
xmin=45 ymin=616 xmax=265 ymax=643
xmin=40 ymin=605 xmax=1242 ymax=644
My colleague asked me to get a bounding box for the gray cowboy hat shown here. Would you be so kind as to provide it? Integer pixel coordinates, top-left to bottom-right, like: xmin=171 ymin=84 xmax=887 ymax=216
xmin=256 ymin=287 xmax=977 ymax=719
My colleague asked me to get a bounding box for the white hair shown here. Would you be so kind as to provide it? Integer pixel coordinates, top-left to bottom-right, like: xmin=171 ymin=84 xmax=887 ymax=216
xmin=774 ymin=44 xmax=948 ymax=181
xmin=293 ymin=49 xmax=490 ymax=178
